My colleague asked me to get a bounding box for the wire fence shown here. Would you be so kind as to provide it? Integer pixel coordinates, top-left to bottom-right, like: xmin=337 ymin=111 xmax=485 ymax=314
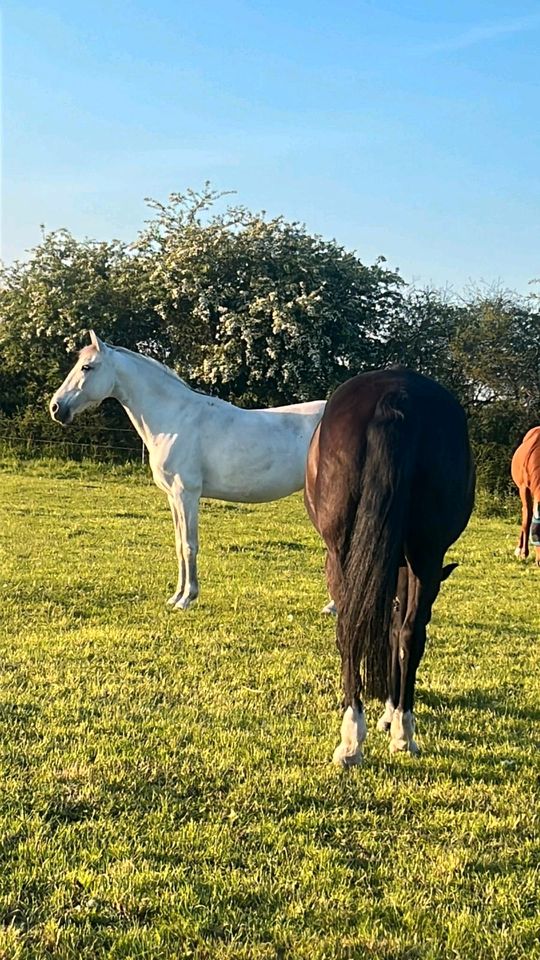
xmin=0 ymin=431 xmax=146 ymax=463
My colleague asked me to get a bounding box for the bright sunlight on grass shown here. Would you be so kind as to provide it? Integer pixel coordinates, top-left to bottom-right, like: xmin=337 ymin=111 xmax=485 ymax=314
xmin=1 ymin=459 xmax=539 ymax=959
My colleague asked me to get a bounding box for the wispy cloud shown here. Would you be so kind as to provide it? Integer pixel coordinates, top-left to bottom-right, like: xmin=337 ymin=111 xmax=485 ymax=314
xmin=417 ymin=14 xmax=540 ymax=54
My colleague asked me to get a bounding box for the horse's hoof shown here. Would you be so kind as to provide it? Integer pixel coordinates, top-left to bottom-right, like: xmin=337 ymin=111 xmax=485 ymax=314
xmin=389 ymin=738 xmax=420 ymax=756
xmin=167 ymin=592 xmax=198 ymax=610
xmin=332 ymin=743 xmax=363 ymax=767
xmin=322 ymin=601 xmax=337 ymax=616
xmin=174 ymin=596 xmax=194 ymax=610
xmin=376 ymin=701 xmax=394 ymax=732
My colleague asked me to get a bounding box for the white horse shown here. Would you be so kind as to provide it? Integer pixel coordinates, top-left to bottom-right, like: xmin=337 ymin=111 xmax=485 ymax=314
xmin=50 ymin=332 xmax=326 ymax=609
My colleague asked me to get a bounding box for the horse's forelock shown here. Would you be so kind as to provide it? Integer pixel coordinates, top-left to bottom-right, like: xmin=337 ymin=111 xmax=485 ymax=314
xmin=78 ymin=345 xmax=99 ymax=360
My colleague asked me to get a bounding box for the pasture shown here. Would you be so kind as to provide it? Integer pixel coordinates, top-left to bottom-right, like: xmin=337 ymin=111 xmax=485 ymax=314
xmin=1 ymin=459 xmax=539 ymax=960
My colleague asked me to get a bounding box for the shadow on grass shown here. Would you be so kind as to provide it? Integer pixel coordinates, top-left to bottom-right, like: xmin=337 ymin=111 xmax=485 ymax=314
xmin=438 ymin=618 xmax=538 ymax=640
xmin=419 ymin=687 xmax=540 ymax=723
xmin=224 ymin=540 xmax=307 ymax=554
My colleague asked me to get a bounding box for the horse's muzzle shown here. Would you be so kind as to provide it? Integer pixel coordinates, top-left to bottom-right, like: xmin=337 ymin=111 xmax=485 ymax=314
xmin=50 ymin=398 xmax=72 ymax=425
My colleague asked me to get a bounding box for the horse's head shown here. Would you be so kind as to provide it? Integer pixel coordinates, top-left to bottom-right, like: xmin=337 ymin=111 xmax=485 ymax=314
xmin=50 ymin=331 xmax=116 ymax=425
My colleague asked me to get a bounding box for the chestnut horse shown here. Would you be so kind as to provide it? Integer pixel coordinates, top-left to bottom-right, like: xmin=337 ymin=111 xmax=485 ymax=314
xmin=305 ymin=368 xmax=475 ymax=764
xmin=511 ymin=426 xmax=540 ymax=565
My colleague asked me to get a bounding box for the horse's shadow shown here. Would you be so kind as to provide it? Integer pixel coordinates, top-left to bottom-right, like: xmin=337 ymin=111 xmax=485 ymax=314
xmin=222 ymin=540 xmax=307 ymax=555
xmin=419 ymin=686 xmax=540 ymax=724
xmin=438 ymin=617 xmax=538 ymax=642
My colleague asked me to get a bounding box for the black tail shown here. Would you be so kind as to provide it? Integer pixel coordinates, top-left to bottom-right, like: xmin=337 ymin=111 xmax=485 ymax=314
xmin=338 ymin=388 xmax=416 ymax=702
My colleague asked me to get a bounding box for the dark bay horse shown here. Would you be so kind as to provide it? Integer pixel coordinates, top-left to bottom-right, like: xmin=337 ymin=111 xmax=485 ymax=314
xmin=305 ymin=368 xmax=475 ymax=764
xmin=511 ymin=426 xmax=540 ymax=565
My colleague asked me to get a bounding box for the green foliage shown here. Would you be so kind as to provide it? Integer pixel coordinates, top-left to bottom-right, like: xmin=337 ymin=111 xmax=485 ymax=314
xmin=0 ymin=231 xmax=159 ymax=403
xmin=382 ymin=288 xmax=469 ymax=399
xmin=455 ymin=294 xmax=540 ymax=488
xmin=0 ymin=186 xmax=403 ymax=413
xmin=383 ymin=287 xmax=540 ymax=490
xmin=0 ymin=230 xmax=161 ymax=448
xmin=0 ymin=463 xmax=538 ymax=959
xmin=1 ymin=186 xmax=540 ymax=488
xmin=453 ymin=292 xmax=540 ymax=410
xmin=135 ymin=185 xmax=404 ymax=403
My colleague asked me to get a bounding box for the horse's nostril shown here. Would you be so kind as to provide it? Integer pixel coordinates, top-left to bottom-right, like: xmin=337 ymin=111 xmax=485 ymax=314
xmin=51 ymin=402 xmax=59 ymax=414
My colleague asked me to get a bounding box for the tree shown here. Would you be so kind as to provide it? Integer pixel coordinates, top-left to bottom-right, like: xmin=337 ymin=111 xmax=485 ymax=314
xmin=381 ymin=287 xmax=471 ymax=403
xmin=453 ymin=292 xmax=540 ymax=492
xmin=0 ymin=229 xmax=163 ymax=455
xmin=2 ymin=186 xmax=538 ymax=491
xmin=453 ymin=291 xmax=540 ymax=412
xmin=135 ymin=186 xmax=404 ymax=404
xmin=0 ymin=230 xmax=161 ymax=409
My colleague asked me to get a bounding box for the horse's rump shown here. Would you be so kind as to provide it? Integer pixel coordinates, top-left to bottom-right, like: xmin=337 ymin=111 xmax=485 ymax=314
xmin=512 ymin=427 xmax=540 ymax=499
xmin=306 ymin=366 xmax=474 ymax=761
xmin=339 ymin=386 xmax=418 ymax=700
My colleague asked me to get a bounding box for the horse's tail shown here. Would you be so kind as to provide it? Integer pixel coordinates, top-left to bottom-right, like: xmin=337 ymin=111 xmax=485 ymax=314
xmin=338 ymin=388 xmax=416 ymax=703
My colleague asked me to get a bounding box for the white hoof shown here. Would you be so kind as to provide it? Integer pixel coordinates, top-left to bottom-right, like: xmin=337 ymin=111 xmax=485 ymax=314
xmin=376 ymin=700 xmax=395 ymax=732
xmin=514 ymin=546 xmax=524 ymax=559
xmin=332 ymin=704 xmax=367 ymax=767
xmin=389 ymin=737 xmax=420 ymax=756
xmin=174 ymin=596 xmax=196 ymax=610
xmin=322 ymin=600 xmax=337 ymax=616
xmin=389 ymin=709 xmax=420 ymax=756
xmin=333 ymin=742 xmax=363 ymax=767
xmin=167 ymin=593 xmax=196 ymax=610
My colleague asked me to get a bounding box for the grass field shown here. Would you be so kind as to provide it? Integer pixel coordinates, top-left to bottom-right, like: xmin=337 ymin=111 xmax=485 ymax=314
xmin=1 ymin=459 xmax=539 ymax=960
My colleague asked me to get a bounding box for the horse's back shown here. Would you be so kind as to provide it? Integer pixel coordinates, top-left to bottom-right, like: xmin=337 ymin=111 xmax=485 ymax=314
xmin=259 ymin=399 xmax=326 ymax=418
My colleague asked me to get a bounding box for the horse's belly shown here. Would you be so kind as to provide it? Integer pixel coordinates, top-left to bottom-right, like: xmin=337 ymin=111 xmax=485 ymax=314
xmin=201 ymin=454 xmax=305 ymax=502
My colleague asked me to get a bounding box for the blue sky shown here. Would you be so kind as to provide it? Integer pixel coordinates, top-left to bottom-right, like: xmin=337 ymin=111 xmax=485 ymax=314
xmin=3 ymin=0 xmax=540 ymax=292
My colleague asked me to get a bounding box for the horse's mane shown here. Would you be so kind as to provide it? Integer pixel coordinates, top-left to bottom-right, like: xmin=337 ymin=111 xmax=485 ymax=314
xmin=80 ymin=342 xmax=202 ymax=394
xmin=112 ymin=344 xmax=191 ymax=386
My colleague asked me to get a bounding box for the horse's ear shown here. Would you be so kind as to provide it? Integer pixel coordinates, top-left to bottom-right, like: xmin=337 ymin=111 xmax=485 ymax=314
xmin=88 ymin=330 xmax=104 ymax=352
xmin=441 ymin=562 xmax=458 ymax=582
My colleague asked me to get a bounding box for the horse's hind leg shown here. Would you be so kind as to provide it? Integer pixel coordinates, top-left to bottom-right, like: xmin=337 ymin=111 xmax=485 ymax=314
xmin=389 ymin=566 xmax=439 ymax=756
xmin=322 ymin=548 xmax=342 ymax=616
xmin=377 ymin=566 xmax=407 ymax=733
xmin=332 ymin=618 xmax=367 ymax=767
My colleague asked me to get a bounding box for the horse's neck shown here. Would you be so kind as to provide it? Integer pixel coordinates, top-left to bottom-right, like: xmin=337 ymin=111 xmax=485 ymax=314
xmin=111 ymin=351 xmax=195 ymax=446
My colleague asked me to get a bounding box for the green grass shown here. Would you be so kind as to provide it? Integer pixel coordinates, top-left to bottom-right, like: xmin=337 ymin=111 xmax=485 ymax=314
xmin=1 ymin=460 xmax=539 ymax=959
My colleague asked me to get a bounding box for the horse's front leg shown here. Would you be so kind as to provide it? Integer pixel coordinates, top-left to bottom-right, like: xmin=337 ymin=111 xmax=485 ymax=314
xmin=167 ymin=495 xmax=187 ymax=606
xmin=166 ymin=488 xmax=201 ymax=610
xmin=377 ymin=566 xmax=407 ymax=734
xmin=388 ymin=568 xmax=440 ymax=756
xmin=515 ymin=486 xmax=532 ymax=559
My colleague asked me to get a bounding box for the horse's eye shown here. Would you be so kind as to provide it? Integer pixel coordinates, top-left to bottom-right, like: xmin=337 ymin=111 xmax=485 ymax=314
xmin=81 ymin=364 xmax=93 ymax=371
